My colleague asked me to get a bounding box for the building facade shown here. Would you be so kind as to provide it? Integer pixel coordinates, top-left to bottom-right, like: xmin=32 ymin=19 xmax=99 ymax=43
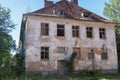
xmin=20 ymin=0 xmax=118 ymax=74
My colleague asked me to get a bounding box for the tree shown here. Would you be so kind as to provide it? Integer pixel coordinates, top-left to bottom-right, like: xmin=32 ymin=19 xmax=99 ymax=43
xmin=103 ymin=0 xmax=120 ymax=22
xmin=0 ymin=5 xmax=16 ymax=79
xmin=103 ymin=0 xmax=120 ymax=73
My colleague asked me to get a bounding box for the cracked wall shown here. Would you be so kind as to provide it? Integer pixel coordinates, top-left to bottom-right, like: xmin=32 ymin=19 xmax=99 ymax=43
xmin=25 ymin=16 xmax=118 ymax=73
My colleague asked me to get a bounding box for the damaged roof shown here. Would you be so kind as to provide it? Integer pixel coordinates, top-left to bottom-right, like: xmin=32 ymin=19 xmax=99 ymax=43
xmin=26 ymin=0 xmax=114 ymax=23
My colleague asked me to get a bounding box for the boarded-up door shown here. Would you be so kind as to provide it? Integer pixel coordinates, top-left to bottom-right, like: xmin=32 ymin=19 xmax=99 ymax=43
xmin=57 ymin=60 xmax=66 ymax=75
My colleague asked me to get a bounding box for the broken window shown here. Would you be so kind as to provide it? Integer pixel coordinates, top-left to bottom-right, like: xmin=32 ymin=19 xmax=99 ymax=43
xmin=73 ymin=48 xmax=80 ymax=59
xmin=57 ymin=47 xmax=65 ymax=53
xmin=41 ymin=23 xmax=49 ymax=36
xmin=88 ymin=48 xmax=94 ymax=59
xmin=86 ymin=27 xmax=93 ymax=38
xmin=99 ymin=28 xmax=106 ymax=39
xmin=72 ymin=26 xmax=79 ymax=37
xmin=41 ymin=47 xmax=49 ymax=60
xmin=101 ymin=48 xmax=107 ymax=60
xmin=57 ymin=24 xmax=65 ymax=36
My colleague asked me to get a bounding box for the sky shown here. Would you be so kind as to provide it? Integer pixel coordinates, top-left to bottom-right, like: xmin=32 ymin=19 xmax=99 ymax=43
xmin=0 ymin=0 xmax=110 ymax=47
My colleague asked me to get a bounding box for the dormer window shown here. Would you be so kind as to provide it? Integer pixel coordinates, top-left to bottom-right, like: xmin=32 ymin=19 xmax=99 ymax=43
xmin=53 ymin=8 xmax=58 ymax=15
xmin=81 ymin=12 xmax=89 ymax=18
xmin=53 ymin=8 xmax=64 ymax=16
xmin=81 ymin=12 xmax=84 ymax=18
xmin=84 ymin=14 xmax=89 ymax=18
xmin=60 ymin=11 xmax=64 ymax=16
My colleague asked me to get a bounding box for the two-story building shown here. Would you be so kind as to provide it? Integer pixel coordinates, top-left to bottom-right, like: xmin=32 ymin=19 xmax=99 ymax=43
xmin=20 ymin=0 xmax=118 ymax=75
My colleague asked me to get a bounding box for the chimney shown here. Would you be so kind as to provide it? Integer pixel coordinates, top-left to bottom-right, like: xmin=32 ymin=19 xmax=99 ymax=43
xmin=71 ymin=0 xmax=78 ymax=5
xmin=44 ymin=0 xmax=53 ymax=7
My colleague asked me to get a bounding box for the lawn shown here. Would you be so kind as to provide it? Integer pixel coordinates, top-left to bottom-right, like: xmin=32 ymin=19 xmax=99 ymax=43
xmin=2 ymin=74 xmax=120 ymax=80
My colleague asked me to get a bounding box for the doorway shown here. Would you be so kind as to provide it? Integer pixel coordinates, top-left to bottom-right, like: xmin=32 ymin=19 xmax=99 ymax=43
xmin=57 ymin=60 xmax=66 ymax=75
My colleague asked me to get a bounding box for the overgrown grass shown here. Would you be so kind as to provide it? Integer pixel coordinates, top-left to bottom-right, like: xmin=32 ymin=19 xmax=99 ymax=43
xmin=1 ymin=73 xmax=120 ymax=80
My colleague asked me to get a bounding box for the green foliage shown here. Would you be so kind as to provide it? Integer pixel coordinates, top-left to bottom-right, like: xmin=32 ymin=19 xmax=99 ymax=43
xmin=104 ymin=0 xmax=120 ymax=73
xmin=66 ymin=53 xmax=77 ymax=75
xmin=0 ymin=5 xmax=15 ymax=33
xmin=0 ymin=4 xmax=18 ymax=79
xmin=103 ymin=0 xmax=120 ymax=22
xmin=14 ymin=50 xmax=25 ymax=76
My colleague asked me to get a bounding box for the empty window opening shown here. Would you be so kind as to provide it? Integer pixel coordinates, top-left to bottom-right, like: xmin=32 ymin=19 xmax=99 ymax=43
xmin=86 ymin=27 xmax=93 ymax=38
xmin=72 ymin=26 xmax=79 ymax=37
xmin=99 ymin=28 xmax=106 ymax=39
xmin=41 ymin=47 xmax=49 ymax=60
xmin=41 ymin=23 xmax=49 ymax=36
xmin=57 ymin=47 xmax=65 ymax=53
xmin=88 ymin=48 xmax=94 ymax=59
xmin=57 ymin=24 xmax=65 ymax=36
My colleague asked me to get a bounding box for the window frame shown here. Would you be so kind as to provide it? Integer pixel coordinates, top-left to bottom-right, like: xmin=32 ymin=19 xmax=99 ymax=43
xmin=86 ymin=27 xmax=93 ymax=38
xmin=72 ymin=26 xmax=79 ymax=37
xmin=41 ymin=47 xmax=49 ymax=60
xmin=57 ymin=24 xmax=65 ymax=37
xmin=41 ymin=23 xmax=49 ymax=36
xmin=87 ymin=48 xmax=94 ymax=59
xmin=101 ymin=48 xmax=108 ymax=60
xmin=99 ymin=28 xmax=106 ymax=39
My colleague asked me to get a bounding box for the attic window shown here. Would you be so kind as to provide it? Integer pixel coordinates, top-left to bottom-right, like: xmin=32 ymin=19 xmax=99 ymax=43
xmin=81 ymin=12 xmax=89 ymax=18
xmin=53 ymin=8 xmax=64 ymax=16
xmin=53 ymin=9 xmax=58 ymax=15
xmin=84 ymin=14 xmax=89 ymax=18
xmin=81 ymin=13 xmax=84 ymax=18
xmin=60 ymin=11 xmax=64 ymax=16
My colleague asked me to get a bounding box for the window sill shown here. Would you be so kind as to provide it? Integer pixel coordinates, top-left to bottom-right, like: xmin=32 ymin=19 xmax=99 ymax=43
xmin=40 ymin=35 xmax=49 ymax=37
xmin=100 ymin=38 xmax=107 ymax=40
xmin=87 ymin=37 xmax=94 ymax=39
xmin=101 ymin=59 xmax=108 ymax=61
xmin=41 ymin=59 xmax=49 ymax=61
xmin=56 ymin=36 xmax=66 ymax=40
xmin=73 ymin=37 xmax=80 ymax=38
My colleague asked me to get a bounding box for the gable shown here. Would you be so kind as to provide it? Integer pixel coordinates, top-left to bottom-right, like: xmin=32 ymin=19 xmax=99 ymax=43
xmin=28 ymin=0 xmax=113 ymax=23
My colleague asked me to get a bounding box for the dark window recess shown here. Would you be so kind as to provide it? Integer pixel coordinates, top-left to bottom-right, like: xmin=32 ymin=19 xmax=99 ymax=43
xmin=88 ymin=48 xmax=94 ymax=59
xmin=99 ymin=28 xmax=106 ymax=39
xmin=57 ymin=25 xmax=65 ymax=36
xmin=86 ymin=27 xmax=93 ymax=38
xmin=84 ymin=14 xmax=89 ymax=18
xmin=41 ymin=23 xmax=49 ymax=36
xmin=101 ymin=48 xmax=107 ymax=60
xmin=72 ymin=26 xmax=79 ymax=37
xmin=41 ymin=47 xmax=49 ymax=60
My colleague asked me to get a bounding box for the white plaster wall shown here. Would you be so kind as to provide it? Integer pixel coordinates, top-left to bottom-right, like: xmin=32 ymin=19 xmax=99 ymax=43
xmin=25 ymin=16 xmax=118 ymax=71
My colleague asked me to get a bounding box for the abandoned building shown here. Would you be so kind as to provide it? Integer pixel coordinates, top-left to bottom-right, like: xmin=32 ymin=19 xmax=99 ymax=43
xmin=20 ymin=0 xmax=118 ymax=74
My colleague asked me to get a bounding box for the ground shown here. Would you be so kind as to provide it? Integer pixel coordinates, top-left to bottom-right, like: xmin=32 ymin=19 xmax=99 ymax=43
xmin=3 ymin=74 xmax=120 ymax=80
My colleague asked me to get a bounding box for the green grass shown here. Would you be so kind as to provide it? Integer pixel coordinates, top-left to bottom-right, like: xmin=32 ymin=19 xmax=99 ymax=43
xmin=1 ymin=74 xmax=120 ymax=80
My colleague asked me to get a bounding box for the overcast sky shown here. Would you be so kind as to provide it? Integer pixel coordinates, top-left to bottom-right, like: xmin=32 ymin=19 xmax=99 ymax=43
xmin=0 ymin=0 xmax=109 ymax=46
